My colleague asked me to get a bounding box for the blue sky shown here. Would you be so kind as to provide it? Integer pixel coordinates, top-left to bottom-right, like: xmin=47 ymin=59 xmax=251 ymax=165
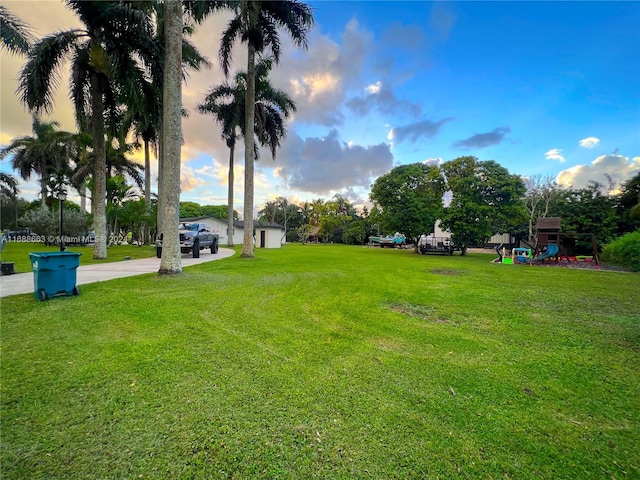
xmin=1 ymin=1 xmax=639 ymax=214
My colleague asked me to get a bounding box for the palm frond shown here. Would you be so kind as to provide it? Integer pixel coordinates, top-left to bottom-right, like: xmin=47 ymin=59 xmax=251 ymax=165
xmin=18 ymin=30 xmax=84 ymax=113
xmin=0 ymin=5 xmax=35 ymax=55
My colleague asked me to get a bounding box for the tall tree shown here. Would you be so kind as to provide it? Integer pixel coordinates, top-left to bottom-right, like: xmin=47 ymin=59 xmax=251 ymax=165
xmin=0 ymin=5 xmax=33 ymax=55
xmin=549 ymin=182 xmax=618 ymax=248
xmin=198 ymin=57 xmax=296 ymax=247
xmin=522 ymin=174 xmax=563 ymax=243
xmin=18 ymin=1 xmax=155 ymax=259
xmin=158 ymin=0 xmax=183 ymax=274
xmin=370 ymin=163 xmax=446 ymax=247
xmin=0 ymin=116 xmax=76 ymax=208
xmin=615 ymin=172 xmax=640 ymax=233
xmin=220 ymin=0 xmax=314 ymax=258
xmin=130 ymin=1 xmax=211 ymax=244
xmin=0 ymin=173 xmax=20 ymax=229
xmin=440 ymin=156 xmax=526 ymax=252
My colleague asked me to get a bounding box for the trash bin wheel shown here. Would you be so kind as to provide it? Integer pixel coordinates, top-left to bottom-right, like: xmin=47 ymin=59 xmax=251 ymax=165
xmin=192 ymin=239 xmax=200 ymax=258
xmin=72 ymin=286 xmax=80 ymax=296
xmin=38 ymin=289 xmax=47 ymax=302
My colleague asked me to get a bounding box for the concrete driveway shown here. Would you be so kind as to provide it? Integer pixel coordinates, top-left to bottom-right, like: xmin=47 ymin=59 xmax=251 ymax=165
xmin=0 ymin=248 xmax=235 ymax=298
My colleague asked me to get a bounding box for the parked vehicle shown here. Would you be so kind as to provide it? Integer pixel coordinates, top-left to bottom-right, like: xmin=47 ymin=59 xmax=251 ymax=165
xmin=370 ymin=232 xmax=406 ymax=248
xmin=155 ymin=223 xmax=218 ymax=258
xmin=417 ymin=234 xmax=455 ymax=255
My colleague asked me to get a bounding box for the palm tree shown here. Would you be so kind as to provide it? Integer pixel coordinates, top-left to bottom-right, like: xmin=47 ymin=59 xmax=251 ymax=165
xmin=18 ymin=1 xmax=155 ymax=259
xmin=198 ymin=57 xmax=296 ymax=247
xmin=126 ymin=2 xmax=211 ymax=245
xmin=220 ymin=1 xmax=314 ymax=257
xmin=0 ymin=5 xmax=33 ymax=55
xmin=73 ymin=134 xmax=145 ymax=196
xmin=0 ymin=173 xmax=20 ymax=229
xmin=158 ymin=0 xmax=183 ymax=274
xmin=0 ymin=116 xmax=76 ymax=208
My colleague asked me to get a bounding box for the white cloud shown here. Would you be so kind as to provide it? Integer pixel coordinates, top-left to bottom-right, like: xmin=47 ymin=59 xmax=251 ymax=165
xmin=579 ymin=137 xmax=600 ymax=148
xmin=423 ymin=157 xmax=443 ymax=166
xmin=181 ymin=166 xmax=207 ymax=192
xmin=545 ymin=148 xmax=565 ymax=162
xmin=365 ymin=81 xmax=382 ymax=94
xmin=274 ymin=129 xmax=393 ymax=195
xmin=556 ymin=154 xmax=640 ymax=193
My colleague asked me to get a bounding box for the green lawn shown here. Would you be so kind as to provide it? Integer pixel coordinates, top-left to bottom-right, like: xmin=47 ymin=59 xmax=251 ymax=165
xmin=0 ymin=241 xmax=157 ymax=273
xmin=1 ymin=244 xmax=638 ymax=479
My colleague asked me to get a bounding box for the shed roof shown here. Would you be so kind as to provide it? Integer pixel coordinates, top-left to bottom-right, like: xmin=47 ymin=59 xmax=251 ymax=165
xmin=536 ymin=217 xmax=562 ymax=231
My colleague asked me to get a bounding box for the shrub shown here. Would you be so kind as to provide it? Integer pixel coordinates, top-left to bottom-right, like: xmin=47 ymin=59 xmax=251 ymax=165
xmin=21 ymin=207 xmax=89 ymax=243
xmin=601 ymin=230 xmax=640 ymax=271
xmin=20 ymin=207 xmax=56 ymax=238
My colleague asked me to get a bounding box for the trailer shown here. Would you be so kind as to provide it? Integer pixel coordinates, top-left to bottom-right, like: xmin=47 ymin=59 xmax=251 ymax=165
xmin=417 ymin=234 xmax=455 ymax=255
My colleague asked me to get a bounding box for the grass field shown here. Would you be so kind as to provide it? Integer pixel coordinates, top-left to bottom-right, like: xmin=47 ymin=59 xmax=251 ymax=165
xmin=0 ymin=241 xmax=157 ymax=273
xmin=1 ymin=244 xmax=638 ymax=479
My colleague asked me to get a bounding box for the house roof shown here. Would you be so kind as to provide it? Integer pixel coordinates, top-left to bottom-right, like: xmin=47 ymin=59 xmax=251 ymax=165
xmin=179 ymin=216 xmax=284 ymax=230
xmin=180 ymin=216 xmax=244 ymax=228
xmin=253 ymin=221 xmax=285 ymax=230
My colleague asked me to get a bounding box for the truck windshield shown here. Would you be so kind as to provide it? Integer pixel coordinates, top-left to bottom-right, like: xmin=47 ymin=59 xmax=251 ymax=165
xmin=182 ymin=223 xmax=199 ymax=231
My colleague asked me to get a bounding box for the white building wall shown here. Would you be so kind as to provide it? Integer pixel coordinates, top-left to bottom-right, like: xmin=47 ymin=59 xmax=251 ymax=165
xmin=256 ymin=227 xmax=284 ymax=249
xmin=433 ymin=220 xmax=511 ymax=245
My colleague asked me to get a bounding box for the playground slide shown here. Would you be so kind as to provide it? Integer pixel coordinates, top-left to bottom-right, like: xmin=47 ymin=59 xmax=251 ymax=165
xmin=532 ymin=243 xmax=559 ymax=262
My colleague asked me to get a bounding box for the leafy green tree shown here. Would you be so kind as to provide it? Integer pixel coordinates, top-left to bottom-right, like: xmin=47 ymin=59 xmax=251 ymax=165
xmin=180 ymin=201 xmax=204 ymax=219
xmin=440 ymin=157 xmax=526 ymax=252
xmin=0 ymin=173 xmax=20 ymax=229
xmin=201 ymin=205 xmax=237 ymax=220
xmin=342 ymin=220 xmax=367 ymax=245
xmin=19 ymin=0 xmax=156 ymax=259
xmin=614 ymin=172 xmax=640 ymax=234
xmin=220 ymin=0 xmax=314 ymax=258
xmin=549 ymin=182 xmax=618 ymax=249
xmin=370 ymin=163 xmax=445 ymax=246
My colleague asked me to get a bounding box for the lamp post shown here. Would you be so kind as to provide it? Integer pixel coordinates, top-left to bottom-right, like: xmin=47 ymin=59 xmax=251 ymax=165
xmin=58 ymin=191 xmax=67 ymax=251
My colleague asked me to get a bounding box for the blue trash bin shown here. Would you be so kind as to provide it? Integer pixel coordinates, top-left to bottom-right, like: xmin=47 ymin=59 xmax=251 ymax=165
xmin=29 ymin=252 xmax=82 ymax=301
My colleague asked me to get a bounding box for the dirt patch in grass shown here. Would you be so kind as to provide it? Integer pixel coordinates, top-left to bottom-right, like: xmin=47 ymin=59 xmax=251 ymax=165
xmin=387 ymin=302 xmax=448 ymax=323
xmin=430 ymin=269 xmax=462 ymax=276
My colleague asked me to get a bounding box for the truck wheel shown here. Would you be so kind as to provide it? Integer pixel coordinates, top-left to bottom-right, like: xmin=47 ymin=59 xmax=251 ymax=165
xmin=211 ymin=239 xmax=218 ymax=254
xmin=156 ymin=246 xmax=162 ymax=258
xmin=192 ymin=239 xmax=200 ymax=258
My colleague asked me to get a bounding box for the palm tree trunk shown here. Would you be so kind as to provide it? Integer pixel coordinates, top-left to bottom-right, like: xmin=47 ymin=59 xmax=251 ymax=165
xmin=144 ymin=139 xmax=151 ymax=244
xmin=91 ymin=74 xmax=108 ymax=259
xmin=156 ymin=126 xmax=164 ymax=239
xmin=242 ymin=42 xmax=256 ymax=258
xmin=40 ymin=174 xmax=47 ymax=208
xmin=79 ymin=184 xmax=87 ymax=212
xmin=158 ymin=0 xmax=182 ymax=274
xmin=227 ymin=141 xmax=235 ymax=247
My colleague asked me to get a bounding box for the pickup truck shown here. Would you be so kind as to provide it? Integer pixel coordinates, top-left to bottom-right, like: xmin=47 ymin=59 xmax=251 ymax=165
xmin=156 ymin=223 xmax=219 ymax=258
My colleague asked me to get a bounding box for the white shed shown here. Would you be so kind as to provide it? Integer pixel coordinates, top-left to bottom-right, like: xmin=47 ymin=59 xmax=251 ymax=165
xmin=254 ymin=222 xmax=286 ymax=249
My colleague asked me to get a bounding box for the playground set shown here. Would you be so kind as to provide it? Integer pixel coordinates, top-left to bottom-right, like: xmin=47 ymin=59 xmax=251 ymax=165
xmin=495 ymin=217 xmax=599 ymax=267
